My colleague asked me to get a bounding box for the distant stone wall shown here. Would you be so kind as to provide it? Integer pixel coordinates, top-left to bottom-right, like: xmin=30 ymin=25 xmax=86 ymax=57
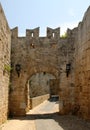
xmin=50 ymin=79 xmax=59 ymax=95
xmin=30 ymin=94 xmax=50 ymax=109
xmin=0 ymin=4 xmax=11 ymax=125
xmin=74 ymin=7 xmax=90 ymax=119
xmin=29 ymin=72 xmax=55 ymax=98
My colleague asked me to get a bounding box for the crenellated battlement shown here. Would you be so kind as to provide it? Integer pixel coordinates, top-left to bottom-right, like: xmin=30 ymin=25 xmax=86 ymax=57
xmin=11 ymin=27 xmax=61 ymax=39
xmin=47 ymin=27 xmax=60 ymax=39
xmin=1 ymin=2 xmax=90 ymax=125
xmin=11 ymin=27 xmax=18 ymax=38
xmin=26 ymin=27 xmax=39 ymax=38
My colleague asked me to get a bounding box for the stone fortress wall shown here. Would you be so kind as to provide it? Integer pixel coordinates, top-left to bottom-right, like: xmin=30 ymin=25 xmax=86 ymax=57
xmin=0 ymin=4 xmax=11 ymax=125
xmin=10 ymin=26 xmax=75 ymax=116
xmin=0 ymin=3 xmax=90 ymax=125
xmin=74 ymin=6 xmax=90 ymax=119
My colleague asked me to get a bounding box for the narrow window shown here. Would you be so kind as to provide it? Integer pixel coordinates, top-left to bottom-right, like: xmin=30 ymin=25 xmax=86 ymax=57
xmin=31 ymin=33 xmax=34 ymax=37
xmin=52 ymin=33 xmax=55 ymax=37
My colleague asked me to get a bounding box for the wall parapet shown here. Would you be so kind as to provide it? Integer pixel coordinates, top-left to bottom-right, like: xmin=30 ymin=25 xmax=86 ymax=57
xmin=30 ymin=94 xmax=50 ymax=109
xmin=11 ymin=27 xmax=61 ymax=39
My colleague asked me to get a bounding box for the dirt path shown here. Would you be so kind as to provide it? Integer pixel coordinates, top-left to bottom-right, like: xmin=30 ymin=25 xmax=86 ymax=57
xmin=0 ymin=99 xmax=90 ymax=130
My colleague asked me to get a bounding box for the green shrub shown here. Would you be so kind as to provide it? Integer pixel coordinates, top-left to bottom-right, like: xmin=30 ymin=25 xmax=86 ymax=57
xmin=61 ymin=32 xmax=67 ymax=38
xmin=4 ymin=64 xmax=12 ymax=72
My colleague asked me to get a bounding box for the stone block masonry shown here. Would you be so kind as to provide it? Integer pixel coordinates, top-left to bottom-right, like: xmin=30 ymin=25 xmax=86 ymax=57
xmin=10 ymin=25 xmax=75 ymax=117
xmin=30 ymin=94 xmax=50 ymax=109
xmin=0 ymin=4 xmax=11 ymax=125
xmin=1 ymin=3 xmax=90 ymax=126
xmin=74 ymin=6 xmax=90 ymax=119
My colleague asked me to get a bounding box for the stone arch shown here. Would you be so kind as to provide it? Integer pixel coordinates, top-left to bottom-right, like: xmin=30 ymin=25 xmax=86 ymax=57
xmin=9 ymin=64 xmax=60 ymax=116
xmin=26 ymin=65 xmax=59 ymax=81
xmin=27 ymin=72 xmax=56 ymax=108
xmin=25 ymin=65 xmax=60 ymax=112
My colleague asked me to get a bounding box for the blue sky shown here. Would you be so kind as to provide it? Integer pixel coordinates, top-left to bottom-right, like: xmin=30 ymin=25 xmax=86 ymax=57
xmin=0 ymin=0 xmax=90 ymax=36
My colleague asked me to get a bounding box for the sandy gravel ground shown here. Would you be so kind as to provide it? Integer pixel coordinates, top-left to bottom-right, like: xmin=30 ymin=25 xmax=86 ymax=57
xmin=0 ymin=99 xmax=90 ymax=130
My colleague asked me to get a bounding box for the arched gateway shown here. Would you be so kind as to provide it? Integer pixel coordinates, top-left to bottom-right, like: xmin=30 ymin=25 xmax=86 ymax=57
xmin=1 ymin=3 xmax=90 ymax=124
xmin=9 ymin=27 xmax=75 ymax=116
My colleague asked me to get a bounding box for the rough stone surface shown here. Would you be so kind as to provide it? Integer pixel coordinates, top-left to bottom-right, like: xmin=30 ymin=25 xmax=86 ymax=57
xmin=0 ymin=3 xmax=90 ymax=125
xmin=29 ymin=72 xmax=55 ymax=97
xmin=0 ymin=4 xmax=11 ymax=125
xmin=74 ymin=6 xmax=90 ymax=119
xmin=30 ymin=94 xmax=50 ymax=109
xmin=10 ymin=26 xmax=75 ymax=116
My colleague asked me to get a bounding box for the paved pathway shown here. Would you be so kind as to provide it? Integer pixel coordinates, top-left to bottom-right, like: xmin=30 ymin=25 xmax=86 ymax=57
xmin=0 ymin=98 xmax=90 ymax=130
